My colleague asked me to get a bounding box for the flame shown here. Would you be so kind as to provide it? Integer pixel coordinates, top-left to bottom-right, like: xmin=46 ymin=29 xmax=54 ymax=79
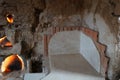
xmin=0 ymin=36 xmax=6 ymax=43
xmin=6 ymin=14 xmax=14 ymax=24
xmin=1 ymin=54 xmax=24 ymax=73
xmin=4 ymin=42 xmax=12 ymax=47
xmin=0 ymin=36 xmax=13 ymax=48
xmin=17 ymin=55 xmax=24 ymax=70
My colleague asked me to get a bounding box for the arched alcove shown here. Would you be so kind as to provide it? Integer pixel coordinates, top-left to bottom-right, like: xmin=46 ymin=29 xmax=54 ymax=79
xmin=43 ymin=27 xmax=109 ymax=78
xmin=48 ymin=31 xmax=100 ymax=73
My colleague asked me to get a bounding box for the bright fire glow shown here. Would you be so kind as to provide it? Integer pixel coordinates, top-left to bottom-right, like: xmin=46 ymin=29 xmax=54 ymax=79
xmin=0 ymin=36 xmax=6 ymax=43
xmin=6 ymin=14 xmax=14 ymax=24
xmin=0 ymin=36 xmax=13 ymax=48
xmin=17 ymin=55 xmax=24 ymax=70
xmin=4 ymin=42 xmax=13 ymax=47
xmin=1 ymin=54 xmax=24 ymax=73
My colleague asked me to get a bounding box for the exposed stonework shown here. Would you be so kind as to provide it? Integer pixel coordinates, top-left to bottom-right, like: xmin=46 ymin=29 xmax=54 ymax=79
xmin=45 ymin=0 xmax=119 ymax=36
xmin=0 ymin=0 xmax=119 ymax=80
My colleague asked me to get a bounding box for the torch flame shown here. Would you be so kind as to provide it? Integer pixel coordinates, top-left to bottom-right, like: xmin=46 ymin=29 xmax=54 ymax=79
xmin=0 ymin=36 xmax=6 ymax=43
xmin=1 ymin=54 xmax=24 ymax=73
xmin=17 ymin=55 xmax=24 ymax=71
xmin=4 ymin=42 xmax=12 ymax=47
xmin=6 ymin=14 xmax=14 ymax=24
xmin=0 ymin=36 xmax=13 ymax=48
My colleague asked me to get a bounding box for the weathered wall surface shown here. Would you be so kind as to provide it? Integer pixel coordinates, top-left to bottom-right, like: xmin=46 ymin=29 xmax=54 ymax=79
xmin=0 ymin=0 xmax=119 ymax=80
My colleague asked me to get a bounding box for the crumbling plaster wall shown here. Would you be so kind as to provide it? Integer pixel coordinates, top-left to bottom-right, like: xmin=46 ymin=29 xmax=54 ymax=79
xmin=0 ymin=0 xmax=119 ymax=79
xmin=44 ymin=0 xmax=119 ymax=79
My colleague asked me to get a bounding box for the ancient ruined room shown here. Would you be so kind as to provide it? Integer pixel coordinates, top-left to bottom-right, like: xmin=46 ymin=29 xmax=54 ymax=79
xmin=0 ymin=0 xmax=120 ymax=80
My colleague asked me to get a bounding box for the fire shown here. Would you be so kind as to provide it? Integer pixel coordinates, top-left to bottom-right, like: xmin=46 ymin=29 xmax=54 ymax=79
xmin=1 ymin=54 xmax=24 ymax=73
xmin=6 ymin=14 xmax=14 ymax=24
xmin=0 ymin=36 xmax=13 ymax=48
xmin=0 ymin=36 xmax=6 ymax=43
xmin=17 ymin=55 xmax=24 ymax=70
xmin=4 ymin=42 xmax=12 ymax=47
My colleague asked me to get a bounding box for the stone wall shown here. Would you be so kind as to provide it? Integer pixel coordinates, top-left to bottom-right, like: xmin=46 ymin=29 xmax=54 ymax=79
xmin=0 ymin=0 xmax=119 ymax=80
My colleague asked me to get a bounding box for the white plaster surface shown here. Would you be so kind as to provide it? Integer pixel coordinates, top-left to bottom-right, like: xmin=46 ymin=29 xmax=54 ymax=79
xmin=41 ymin=54 xmax=104 ymax=80
xmin=42 ymin=71 xmax=104 ymax=80
xmin=24 ymin=73 xmax=46 ymax=80
xmin=49 ymin=31 xmax=100 ymax=73
xmin=80 ymin=32 xmax=100 ymax=73
xmin=46 ymin=31 xmax=103 ymax=80
xmin=49 ymin=31 xmax=80 ymax=55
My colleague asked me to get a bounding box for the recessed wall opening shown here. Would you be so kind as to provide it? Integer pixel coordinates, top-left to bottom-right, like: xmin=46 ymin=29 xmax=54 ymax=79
xmin=48 ymin=31 xmax=105 ymax=79
xmin=29 ymin=55 xmax=43 ymax=73
xmin=1 ymin=54 xmax=24 ymax=74
xmin=6 ymin=14 xmax=14 ymax=24
xmin=43 ymin=27 xmax=109 ymax=80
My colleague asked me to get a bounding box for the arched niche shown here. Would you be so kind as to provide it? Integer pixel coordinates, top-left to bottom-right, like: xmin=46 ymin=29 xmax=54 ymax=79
xmin=48 ymin=31 xmax=100 ymax=73
xmin=43 ymin=27 xmax=109 ymax=77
